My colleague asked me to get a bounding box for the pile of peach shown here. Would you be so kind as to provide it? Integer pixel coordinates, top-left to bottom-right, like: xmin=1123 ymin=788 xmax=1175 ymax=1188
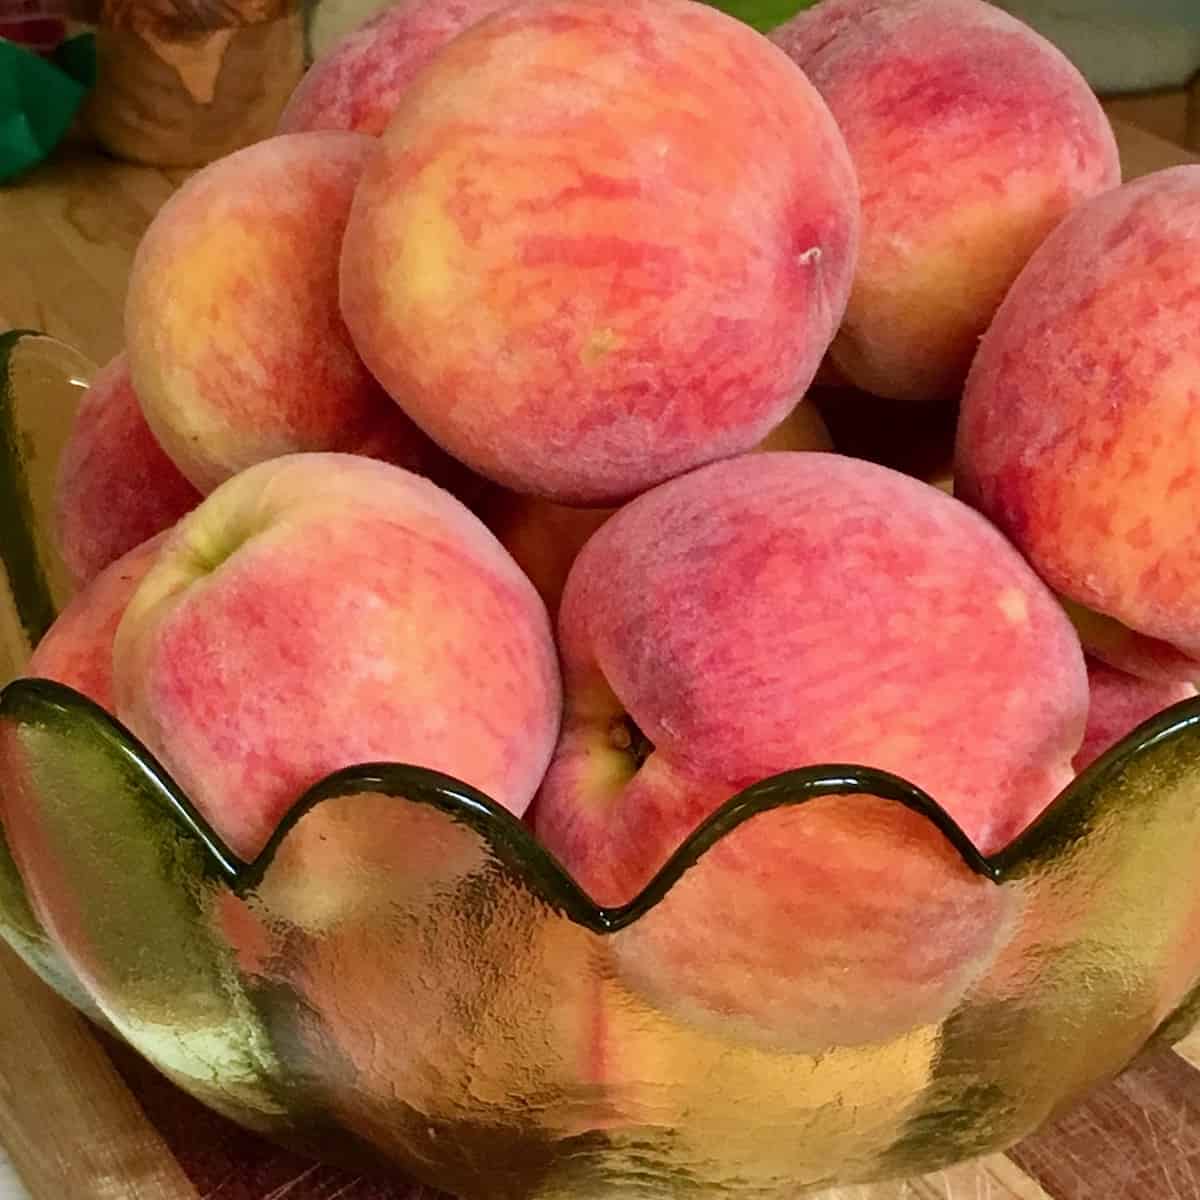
xmin=25 ymin=0 xmax=1200 ymax=1046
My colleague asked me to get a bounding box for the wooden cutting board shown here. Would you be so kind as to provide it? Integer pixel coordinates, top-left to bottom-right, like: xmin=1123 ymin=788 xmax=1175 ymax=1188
xmin=0 ymin=119 xmax=1198 ymax=1200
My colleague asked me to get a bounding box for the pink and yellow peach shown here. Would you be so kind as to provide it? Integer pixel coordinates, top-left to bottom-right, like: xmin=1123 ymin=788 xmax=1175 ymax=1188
xmin=55 ymin=355 xmax=199 ymax=587
xmin=113 ymin=453 xmax=561 ymax=860
xmin=772 ymin=0 xmax=1120 ymax=403
xmin=340 ymin=0 xmax=859 ymax=504
xmin=278 ymin=0 xmax=514 ymax=136
xmin=958 ymin=167 xmax=1200 ymax=682
xmin=1074 ymin=658 xmax=1196 ymax=774
xmin=27 ymin=534 xmax=165 ymax=712
xmin=1060 ymin=600 xmax=1200 ymax=687
xmin=482 ymin=496 xmax=612 ymax=625
xmin=535 ymin=452 xmax=1088 ymax=1048
xmin=125 ymin=132 xmax=461 ymax=497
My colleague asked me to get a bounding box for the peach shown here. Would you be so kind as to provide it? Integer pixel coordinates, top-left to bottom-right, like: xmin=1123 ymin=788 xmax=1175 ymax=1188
xmin=340 ymin=0 xmax=859 ymax=504
xmin=957 ymin=167 xmax=1200 ymax=682
xmin=112 ymin=453 xmax=561 ymax=861
xmin=484 ymin=399 xmax=833 ymax=618
xmin=54 ymin=354 xmax=199 ymax=588
xmin=482 ymin=495 xmax=612 ymax=625
xmin=277 ymin=0 xmax=513 ymax=136
xmin=772 ymin=0 xmax=1120 ymax=404
xmin=125 ymin=132 xmax=462 ymax=496
xmin=27 ymin=534 xmax=164 ymax=712
xmin=1060 ymin=600 xmax=1200 ymax=687
xmin=1074 ymin=658 xmax=1196 ymax=774
xmin=535 ymin=452 xmax=1087 ymax=1048
xmin=752 ymin=398 xmax=835 ymax=456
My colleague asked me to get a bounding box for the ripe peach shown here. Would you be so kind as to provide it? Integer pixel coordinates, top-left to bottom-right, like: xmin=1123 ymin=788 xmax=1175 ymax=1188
xmin=125 ymin=132 xmax=458 ymax=496
xmin=54 ymin=354 xmax=199 ymax=588
xmin=340 ymin=0 xmax=859 ymax=504
xmin=773 ymin=0 xmax=1120 ymax=403
xmin=112 ymin=454 xmax=561 ymax=861
xmin=1061 ymin=600 xmax=1200 ymax=687
xmin=482 ymin=495 xmax=612 ymax=625
xmin=753 ymin=399 xmax=835 ymax=456
xmin=278 ymin=0 xmax=513 ymax=136
xmin=958 ymin=167 xmax=1200 ymax=681
xmin=535 ymin=452 xmax=1087 ymax=1048
xmin=27 ymin=535 xmax=164 ymax=712
xmin=1074 ymin=658 xmax=1196 ymax=774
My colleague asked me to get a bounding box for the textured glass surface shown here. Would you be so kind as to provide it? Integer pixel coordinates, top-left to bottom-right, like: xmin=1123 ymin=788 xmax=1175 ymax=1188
xmin=3 ymin=330 xmax=1200 ymax=1198
xmin=0 ymin=329 xmax=97 ymax=1018
xmin=0 ymin=330 xmax=88 ymax=651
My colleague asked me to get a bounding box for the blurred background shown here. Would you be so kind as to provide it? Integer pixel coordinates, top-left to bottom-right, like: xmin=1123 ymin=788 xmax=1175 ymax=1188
xmin=996 ymin=0 xmax=1200 ymax=148
xmin=302 ymin=0 xmax=1200 ymax=150
xmin=2 ymin=0 xmax=1199 ymax=176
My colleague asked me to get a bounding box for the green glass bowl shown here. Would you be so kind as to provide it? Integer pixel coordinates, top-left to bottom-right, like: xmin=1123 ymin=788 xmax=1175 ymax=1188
xmin=3 ymin=329 xmax=1200 ymax=1198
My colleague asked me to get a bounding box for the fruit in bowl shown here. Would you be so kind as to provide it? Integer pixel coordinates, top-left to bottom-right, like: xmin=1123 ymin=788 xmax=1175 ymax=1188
xmin=1075 ymin=657 xmax=1197 ymax=773
xmin=28 ymin=532 xmax=165 ymax=711
xmin=958 ymin=166 xmax=1200 ymax=685
xmin=54 ymin=354 xmax=199 ymax=589
xmin=535 ymin=451 xmax=1087 ymax=1051
xmin=111 ymin=452 xmax=562 ymax=860
xmin=3 ymin=0 xmax=1200 ymax=1196
xmin=4 ymin=475 xmax=1200 ymax=1198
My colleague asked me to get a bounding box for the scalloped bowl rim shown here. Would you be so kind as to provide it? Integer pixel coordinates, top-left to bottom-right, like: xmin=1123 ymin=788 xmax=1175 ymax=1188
xmin=6 ymin=675 xmax=1200 ymax=931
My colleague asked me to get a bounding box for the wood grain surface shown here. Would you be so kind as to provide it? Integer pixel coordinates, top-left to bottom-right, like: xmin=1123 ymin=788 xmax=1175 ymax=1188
xmin=0 ymin=946 xmax=199 ymax=1200
xmin=0 ymin=119 xmax=1197 ymax=1200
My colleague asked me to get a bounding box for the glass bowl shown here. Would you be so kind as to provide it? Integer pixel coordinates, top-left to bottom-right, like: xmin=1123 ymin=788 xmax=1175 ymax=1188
xmin=3 ymin=329 xmax=1200 ymax=1199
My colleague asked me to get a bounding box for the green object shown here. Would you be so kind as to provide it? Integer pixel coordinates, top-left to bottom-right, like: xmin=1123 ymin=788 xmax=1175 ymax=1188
xmin=0 ymin=814 xmax=106 ymax=1022
xmin=0 ymin=34 xmax=95 ymax=185
xmin=703 ymin=0 xmax=819 ymax=33
xmin=53 ymin=31 xmax=98 ymax=91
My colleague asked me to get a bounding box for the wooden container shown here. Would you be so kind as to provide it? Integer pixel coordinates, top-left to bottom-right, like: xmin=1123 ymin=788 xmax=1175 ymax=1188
xmin=77 ymin=0 xmax=304 ymax=167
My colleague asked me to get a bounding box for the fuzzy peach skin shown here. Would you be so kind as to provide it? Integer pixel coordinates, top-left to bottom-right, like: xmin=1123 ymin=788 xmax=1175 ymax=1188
xmin=957 ymin=167 xmax=1200 ymax=683
xmin=483 ymin=399 xmax=833 ymax=618
xmin=112 ymin=453 xmax=561 ymax=861
xmin=340 ymin=0 xmax=859 ymax=505
xmin=278 ymin=0 xmax=513 ymax=136
xmin=125 ymin=132 xmax=464 ymax=497
xmin=483 ymin=496 xmax=612 ymax=625
xmin=772 ymin=0 xmax=1119 ymax=404
xmin=1059 ymin=599 xmax=1200 ymax=687
xmin=54 ymin=354 xmax=199 ymax=588
xmin=1074 ymin=657 xmax=1196 ymax=774
xmin=535 ymin=452 xmax=1087 ymax=1048
xmin=26 ymin=535 xmax=165 ymax=712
